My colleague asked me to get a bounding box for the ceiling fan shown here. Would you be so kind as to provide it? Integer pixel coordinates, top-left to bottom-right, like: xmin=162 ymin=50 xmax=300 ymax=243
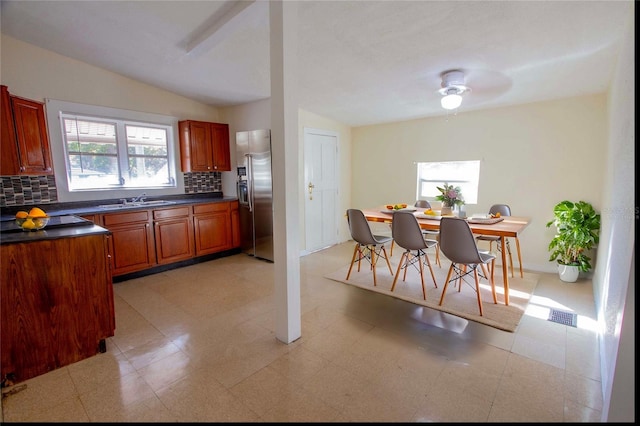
xmin=438 ymin=70 xmax=471 ymax=110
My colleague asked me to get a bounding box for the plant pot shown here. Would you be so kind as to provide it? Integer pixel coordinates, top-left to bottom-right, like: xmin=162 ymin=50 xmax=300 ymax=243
xmin=441 ymin=206 xmax=453 ymax=216
xmin=558 ymin=263 xmax=579 ymax=282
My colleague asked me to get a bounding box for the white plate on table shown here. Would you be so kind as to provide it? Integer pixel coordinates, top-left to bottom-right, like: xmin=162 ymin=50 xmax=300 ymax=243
xmin=380 ymin=207 xmax=417 ymax=214
xmin=415 ymin=213 xmax=442 ymax=220
xmin=467 ymin=217 xmax=504 ymax=224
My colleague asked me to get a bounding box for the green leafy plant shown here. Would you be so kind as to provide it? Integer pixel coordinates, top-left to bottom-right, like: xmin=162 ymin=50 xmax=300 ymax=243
xmin=546 ymin=200 xmax=601 ymax=272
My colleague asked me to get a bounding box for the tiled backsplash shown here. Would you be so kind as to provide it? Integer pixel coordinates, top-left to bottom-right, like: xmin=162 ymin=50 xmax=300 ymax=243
xmin=0 ymin=172 xmax=222 ymax=207
xmin=184 ymin=172 xmax=223 ymax=194
xmin=0 ymin=175 xmax=58 ymax=207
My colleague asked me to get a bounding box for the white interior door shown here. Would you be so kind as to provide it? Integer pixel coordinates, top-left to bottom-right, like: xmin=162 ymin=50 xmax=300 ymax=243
xmin=304 ymin=128 xmax=338 ymax=253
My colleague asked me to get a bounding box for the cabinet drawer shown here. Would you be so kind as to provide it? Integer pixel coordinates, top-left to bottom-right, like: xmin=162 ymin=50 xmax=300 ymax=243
xmin=153 ymin=206 xmax=190 ymax=221
xmin=193 ymin=202 xmax=229 ymax=215
xmin=103 ymin=210 xmax=150 ymax=226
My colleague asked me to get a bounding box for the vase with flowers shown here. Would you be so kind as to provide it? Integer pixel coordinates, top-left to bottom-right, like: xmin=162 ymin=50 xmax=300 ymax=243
xmin=435 ymin=183 xmax=464 ymax=215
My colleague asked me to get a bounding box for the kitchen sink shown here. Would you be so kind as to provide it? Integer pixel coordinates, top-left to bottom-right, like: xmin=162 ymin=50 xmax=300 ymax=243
xmin=98 ymin=200 xmax=177 ymax=209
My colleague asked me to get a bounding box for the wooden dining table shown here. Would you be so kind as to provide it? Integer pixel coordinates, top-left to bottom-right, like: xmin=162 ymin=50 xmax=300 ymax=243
xmin=362 ymin=207 xmax=531 ymax=306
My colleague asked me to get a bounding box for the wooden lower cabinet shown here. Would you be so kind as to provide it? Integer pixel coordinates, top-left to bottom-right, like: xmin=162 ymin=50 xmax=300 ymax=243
xmin=231 ymin=200 xmax=240 ymax=248
xmin=103 ymin=210 xmax=155 ymax=276
xmin=153 ymin=206 xmax=195 ymax=265
xmin=98 ymin=201 xmax=238 ymax=277
xmin=79 ymin=213 xmax=101 ymax=226
xmin=193 ymin=202 xmax=232 ymax=256
xmin=1 ymin=233 xmax=114 ymax=384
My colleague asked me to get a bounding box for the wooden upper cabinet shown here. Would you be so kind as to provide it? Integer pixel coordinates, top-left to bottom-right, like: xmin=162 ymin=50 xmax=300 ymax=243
xmin=0 ymin=85 xmax=53 ymax=175
xmin=179 ymin=120 xmax=231 ymax=172
xmin=211 ymin=122 xmax=231 ymax=171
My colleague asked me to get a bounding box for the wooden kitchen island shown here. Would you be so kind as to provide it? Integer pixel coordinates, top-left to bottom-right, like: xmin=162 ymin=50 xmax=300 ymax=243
xmin=0 ymin=217 xmax=115 ymax=384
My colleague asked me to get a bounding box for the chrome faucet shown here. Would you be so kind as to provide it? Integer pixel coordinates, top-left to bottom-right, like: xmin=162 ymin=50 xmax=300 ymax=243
xmin=130 ymin=192 xmax=147 ymax=203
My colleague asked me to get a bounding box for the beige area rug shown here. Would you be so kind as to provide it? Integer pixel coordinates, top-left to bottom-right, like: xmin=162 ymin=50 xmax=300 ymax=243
xmin=324 ymin=252 xmax=539 ymax=332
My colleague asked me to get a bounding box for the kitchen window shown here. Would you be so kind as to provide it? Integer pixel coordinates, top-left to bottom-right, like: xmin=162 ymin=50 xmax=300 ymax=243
xmin=46 ymin=99 xmax=177 ymax=192
xmin=416 ymin=160 xmax=480 ymax=204
xmin=60 ymin=113 xmax=176 ymax=191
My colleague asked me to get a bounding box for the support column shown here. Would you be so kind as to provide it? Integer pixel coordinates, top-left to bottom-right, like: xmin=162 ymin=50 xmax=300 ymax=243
xmin=270 ymin=0 xmax=301 ymax=344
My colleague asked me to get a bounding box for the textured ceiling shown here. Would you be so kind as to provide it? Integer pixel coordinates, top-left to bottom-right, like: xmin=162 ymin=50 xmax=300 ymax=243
xmin=0 ymin=0 xmax=633 ymax=127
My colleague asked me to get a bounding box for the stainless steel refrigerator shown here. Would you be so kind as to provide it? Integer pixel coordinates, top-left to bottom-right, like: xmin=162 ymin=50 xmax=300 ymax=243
xmin=236 ymin=129 xmax=273 ymax=262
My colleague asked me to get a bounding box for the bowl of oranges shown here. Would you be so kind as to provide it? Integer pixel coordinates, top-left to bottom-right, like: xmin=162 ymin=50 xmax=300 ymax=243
xmin=15 ymin=207 xmax=50 ymax=231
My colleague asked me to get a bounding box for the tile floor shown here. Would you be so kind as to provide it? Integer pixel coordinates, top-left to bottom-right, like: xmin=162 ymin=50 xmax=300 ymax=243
xmin=1 ymin=242 xmax=603 ymax=422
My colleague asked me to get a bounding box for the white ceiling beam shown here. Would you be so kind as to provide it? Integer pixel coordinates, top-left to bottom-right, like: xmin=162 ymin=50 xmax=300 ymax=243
xmin=185 ymin=0 xmax=256 ymax=55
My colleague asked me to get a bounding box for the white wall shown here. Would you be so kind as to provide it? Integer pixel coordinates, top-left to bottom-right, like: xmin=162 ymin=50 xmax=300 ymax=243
xmin=219 ymin=98 xmax=271 ymax=197
xmin=595 ymin=7 xmax=635 ymax=421
xmin=220 ymin=103 xmax=353 ymax=251
xmin=351 ymin=95 xmax=607 ymax=273
xmin=1 ymin=35 xmax=220 ymax=121
xmin=1 ymin=35 xmax=223 ymax=202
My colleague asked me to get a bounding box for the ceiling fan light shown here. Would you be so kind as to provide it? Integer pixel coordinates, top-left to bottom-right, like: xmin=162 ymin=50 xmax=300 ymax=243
xmin=441 ymin=93 xmax=462 ymax=110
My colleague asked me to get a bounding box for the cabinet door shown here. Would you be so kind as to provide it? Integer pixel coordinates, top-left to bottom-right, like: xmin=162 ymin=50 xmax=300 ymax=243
xmin=103 ymin=210 xmax=155 ymax=275
xmin=231 ymin=201 xmax=240 ymax=248
xmin=153 ymin=206 xmax=195 ymax=264
xmin=1 ymin=85 xmax=20 ymax=175
xmin=179 ymin=120 xmax=213 ymax=172
xmin=193 ymin=202 xmax=231 ymax=255
xmin=1 ymin=234 xmax=114 ymax=383
xmin=79 ymin=214 xmax=101 ymax=226
xmin=10 ymin=95 xmax=53 ymax=175
xmin=211 ymin=122 xmax=231 ymax=171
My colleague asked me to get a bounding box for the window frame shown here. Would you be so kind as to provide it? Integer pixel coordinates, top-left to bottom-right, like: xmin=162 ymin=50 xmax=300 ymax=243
xmin=45 ymin=99 xmax=181 ymax=198
xmin=415 ymin=160 xmax=481 ymax=205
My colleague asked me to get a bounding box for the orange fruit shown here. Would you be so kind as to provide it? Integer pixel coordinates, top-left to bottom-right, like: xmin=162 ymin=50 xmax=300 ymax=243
xmin=28 ymin=207 xmax=47 ymax=218
xmin=495 ymin=212 xmax=501 ymax=218
xmin=15 ymin=211 xmax=28 ymax=219
xmin=21 ymin=218 xmax=36 ymax=229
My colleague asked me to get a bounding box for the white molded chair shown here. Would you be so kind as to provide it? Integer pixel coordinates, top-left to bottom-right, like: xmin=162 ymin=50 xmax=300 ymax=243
xmin=390 ymin=211 xmax=439 ymax=300
xmin=475 ymin=204 xmax=523 ymax=278
xmin=414 ymin=199 xmax=441 ymax=267
xmin=439 ymin=217 xmax=497 ymax=316
xmin=346 ymin=209 xmax=394 ymax=287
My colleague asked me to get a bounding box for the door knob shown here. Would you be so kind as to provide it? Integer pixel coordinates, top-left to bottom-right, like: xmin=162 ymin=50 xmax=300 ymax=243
xmin=308 ymin=182 xmax=315 ymax=200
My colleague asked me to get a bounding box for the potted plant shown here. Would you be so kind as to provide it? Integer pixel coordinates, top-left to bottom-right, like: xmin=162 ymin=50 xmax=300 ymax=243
xmin=435 ymin=183 xmax=464 ymax=216
xmin=546 ymin=200 xmax=601 ymax=282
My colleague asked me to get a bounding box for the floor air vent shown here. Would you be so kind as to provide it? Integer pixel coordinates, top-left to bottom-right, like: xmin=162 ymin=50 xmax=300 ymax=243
xmin=548 ymin=309 xmax=577 ymax=327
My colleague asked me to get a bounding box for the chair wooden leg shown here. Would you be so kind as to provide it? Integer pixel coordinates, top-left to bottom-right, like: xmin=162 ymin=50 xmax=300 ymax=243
xmin=391 ymin=252 xmax=408 ymax=292
xmin=371 ymin=245 xmax=379 ymax=286
xmin=403 ymin=252 xmax=411 ymax=282
xmin=438 ymin=264 xmax=456 ymax=306
xmin=506 ymin=240 xmax=514 ymax=278
xmin=459 ymin=265 xmax=466 ymax=292
xmin=418 ymin=252 xmax=426 ymax=300
xmin=422 ymin=250 xmax=438 ymax=288
xmin=434 ymin=245 xmax=441 ymax=267
xmin=473 ymin=268 xmax=484 ymax=316
xmin=490 ymin=259 xmax=497 ymax=304
xmin=481 ymin=263 xmax=490 ymax=280
xmin=346 ymin=243 xmax=360 ymax=280
xmin=390 ymin=239 xmax=394 ymax=257
xmin=515 ymin=237 xmax=524 ymax=278
xmin=381 ymin=246 xmax=393 ymax=275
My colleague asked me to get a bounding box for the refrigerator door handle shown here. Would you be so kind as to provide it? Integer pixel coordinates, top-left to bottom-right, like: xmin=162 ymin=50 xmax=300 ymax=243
xmin=245 ymin=153 xmax=253 ymax=212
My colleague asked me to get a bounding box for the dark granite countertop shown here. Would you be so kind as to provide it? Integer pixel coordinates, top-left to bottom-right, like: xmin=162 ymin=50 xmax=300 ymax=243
xmin=0 ymin=221 xmax=110 ymax=245
xmin=0 ymin=192 xmax=238 ymax=221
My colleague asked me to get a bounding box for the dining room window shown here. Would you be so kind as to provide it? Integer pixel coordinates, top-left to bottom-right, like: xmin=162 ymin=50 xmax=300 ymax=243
xmin=416 ymin=160 xmax=480 ymax=204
